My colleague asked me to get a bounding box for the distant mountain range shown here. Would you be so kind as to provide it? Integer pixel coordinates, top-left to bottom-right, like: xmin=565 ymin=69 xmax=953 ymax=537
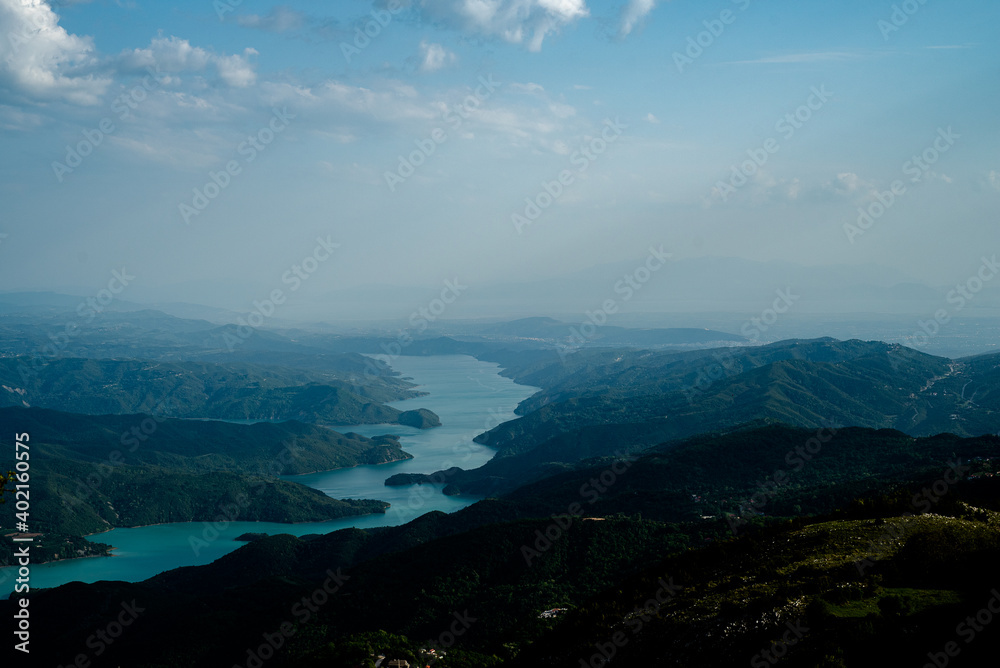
xmin=469 ymin=316 xmax=744 ymax=348
xmin=401 ymin=339 xmax=1000 ymax=495
xmin=12 ymin=255 xmax=995 ymax=323
xmin=225 ymin=256 xmax=999 ymax=319
xmin=0 ymin=297 xmax=746 ymax=360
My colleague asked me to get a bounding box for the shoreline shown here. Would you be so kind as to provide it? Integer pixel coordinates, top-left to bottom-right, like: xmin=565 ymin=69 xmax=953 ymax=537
xmin=80 ymin=501 xmax=393 ymax=538
xmin=282 ymin=452 xmax=414 ymax=477
xmin=2 ymin=503 xmax=396 ymax=570
xmin=2 ymin=355 xmax=533 ymax=587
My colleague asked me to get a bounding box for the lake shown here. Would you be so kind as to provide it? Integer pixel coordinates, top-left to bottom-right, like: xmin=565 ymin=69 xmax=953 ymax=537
xmin=0 ymin=354 xmax=537 ymax=597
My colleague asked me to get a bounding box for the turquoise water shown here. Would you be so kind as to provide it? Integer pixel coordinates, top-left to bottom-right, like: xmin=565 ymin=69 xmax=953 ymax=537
xmin=0 ymin=354 xmax=537 ymax=597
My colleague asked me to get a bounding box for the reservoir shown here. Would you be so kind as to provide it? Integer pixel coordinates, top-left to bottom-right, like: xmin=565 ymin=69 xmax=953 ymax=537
xmin=0 ymin=354 xmax=537 ymax=597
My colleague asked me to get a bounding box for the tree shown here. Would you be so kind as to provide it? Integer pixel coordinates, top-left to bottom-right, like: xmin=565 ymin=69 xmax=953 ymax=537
xmin=878 ymin=593 xmax=915 ymax=619
xmin=0 ymin=470 xmax=14 ymax=503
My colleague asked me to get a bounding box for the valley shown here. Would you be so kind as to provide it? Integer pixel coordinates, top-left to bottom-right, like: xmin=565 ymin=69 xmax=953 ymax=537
xmin=2 ymin=306 xmax=1000 ymax=667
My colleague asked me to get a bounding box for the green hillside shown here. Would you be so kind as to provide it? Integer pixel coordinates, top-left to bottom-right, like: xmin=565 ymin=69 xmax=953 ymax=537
xmin=0 ymin=356 xmax=439 ymax=428
xmin=9 ymin=424 xmax=1000 ymax=667
xmin=408 ymin=340 xmax=1000 ymax=495
xmin=0 ymin=407 xmax=413 ymax=475
xmin=0 ymin=407 xmax=408 ymax=560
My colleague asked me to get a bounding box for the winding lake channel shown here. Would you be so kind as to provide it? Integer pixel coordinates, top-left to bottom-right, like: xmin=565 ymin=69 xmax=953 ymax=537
xmin=0 ymin=354 xmax=538 ymax=598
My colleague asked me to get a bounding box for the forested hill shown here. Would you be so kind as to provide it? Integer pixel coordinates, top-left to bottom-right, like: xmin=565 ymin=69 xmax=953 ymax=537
xmin=0 ymin=406 xmax=413 ymax=475
xmin=0 ymin=407 xmax=408 ymax=552
xmin=410 ymin=339 xmax=1000 ymax=495
xmin=10 ymin=423 xmax=1000 ymax=667
xmin=0 ymin=356 xmax=440 ymax=428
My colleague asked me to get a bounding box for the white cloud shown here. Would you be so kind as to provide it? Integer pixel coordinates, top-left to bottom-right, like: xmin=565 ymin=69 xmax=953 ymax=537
xmin=118 ymin=36 xmax=211 ymax=73
xmin=619 ymin=0 xmax=657 ymax=38
xmin=256 ymin=73 xmax=586 ymax=157
xmin=924 ymin=44 xmax=976 ymax=50
xmin=418 ymin=41 xmax=457 ymax=72
xmin=0 ymin=1 xmax=587 ymax=169
xmin=231 ymin=7 xmax=355 ymax=43
xmin=823 ymin=170 xmax=955 ymax=196
xmin=105 ymin=132 xmax=224 ymax=169
xmin=722 ymin=52 xmax=865 ymax=66
xmin=416 ymin=0 xmax=588 ymax=51
xmin=509 ymin=82 xmax=545 ymax=94
xmin=236 ymin=7 xmax=306 ymax=33
xmin=713 ymin=170 xmax=956 ymax=209
xmin=216 ymin=49 xmax=258 ymax=87
xmin=260 ymin=79 xmax=438 ymax=124
xmin=988 ymin=171 xmax=1000 ymax=191
xmin=924 ymin=171 xmax=953 ymax=184
xmin=312 ymin=130 xmax=358 ymax=144
xmin=118 ymin=37 xmax=257 ymax=88
xmin=707 ymin=170 xmax=805 ymax=207
xmin=0 ymin=104 xmax=43 ymax=130
xmin=825 ymin=172 xmax=878 ymax=199
xmin=0 ymin=0 xmax=110 ymax=105
xmin=747 ymin=171 xmax=801 ymax=204
xmin=645 ymin=112 xmax=659 ymax=124
xmin=548 ymin=102 xmax=575 ymax=118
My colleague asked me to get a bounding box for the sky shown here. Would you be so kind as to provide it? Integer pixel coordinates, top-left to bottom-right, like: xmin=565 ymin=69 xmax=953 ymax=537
xmin=1 ymin=0 xmax=999 ymax=315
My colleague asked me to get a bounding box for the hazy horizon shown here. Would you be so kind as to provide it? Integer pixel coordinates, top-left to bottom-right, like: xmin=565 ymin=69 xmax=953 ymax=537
xmin=2 ymin=0 xmax=999 ymax=318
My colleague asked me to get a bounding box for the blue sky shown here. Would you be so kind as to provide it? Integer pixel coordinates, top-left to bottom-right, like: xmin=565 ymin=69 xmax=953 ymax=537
xmin=1 ymin=0 xmax=998 ymax=312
